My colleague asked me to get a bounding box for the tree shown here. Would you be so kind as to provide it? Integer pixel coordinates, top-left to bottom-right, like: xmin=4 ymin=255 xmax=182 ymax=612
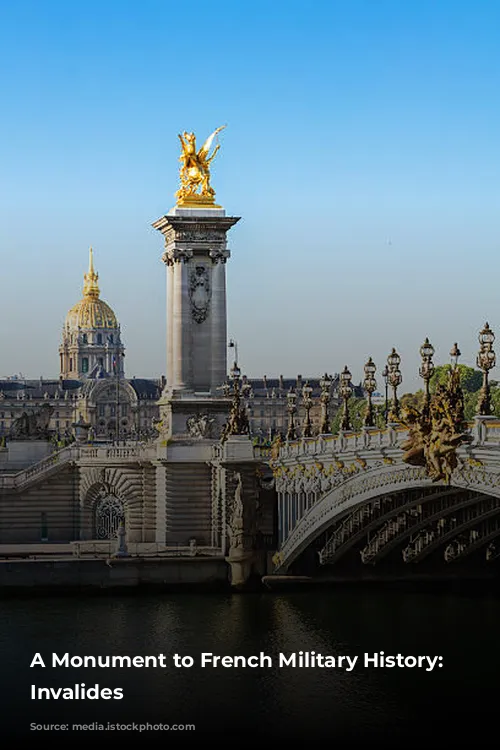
xmin=430 ymin=364 xmax=482 ymax=394
xmin=331 ymin=398 xmax=386 ymax=433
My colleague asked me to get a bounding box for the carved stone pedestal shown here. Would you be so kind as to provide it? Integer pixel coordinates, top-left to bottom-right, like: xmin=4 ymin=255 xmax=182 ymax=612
xmin=225 ymin=548 xmax=254 ymax=589
xmin=155 ymin=390 xmax=231 ymax=444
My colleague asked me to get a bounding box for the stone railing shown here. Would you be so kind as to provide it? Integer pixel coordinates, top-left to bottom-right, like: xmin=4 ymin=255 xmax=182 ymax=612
xmin=274 ymin=417 xmax=500 ymax=463
xmin=70 ymin=541 xmax=223 ymax=558
xmin=0 ymin=442 xmax=157 ymax=490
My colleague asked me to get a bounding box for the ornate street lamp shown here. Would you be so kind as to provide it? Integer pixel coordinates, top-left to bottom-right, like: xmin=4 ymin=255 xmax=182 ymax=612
xmin=286 ymin=388 xmax=297 ymax=440
xmin=450 ymin=342 xmax=461 ymax=370
xmin=339 ymin=366 xmax=353 ymax=431
xmin=477 ymin=323 xmax=496 ymax=416
xmin=382 ymin=365 xmax=389 ymax=425
xmin=301 ymin=381 xmax=314 ymax=437
xmin=419 ymin=337 xmax=435 ymax=416
xmin=319 ymin=373 xmax=333 ymax=434
xmin=220 ymin=361 xmax=249 ymax=442
xmin=387 ymin=348 xmax=402 ymax=421
xmin=363 ymin=357 xmax=377 ymax=427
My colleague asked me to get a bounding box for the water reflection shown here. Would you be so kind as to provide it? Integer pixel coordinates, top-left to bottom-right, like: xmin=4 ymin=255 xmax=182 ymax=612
xmin=1 ymin=590 xmax=499 ymax=739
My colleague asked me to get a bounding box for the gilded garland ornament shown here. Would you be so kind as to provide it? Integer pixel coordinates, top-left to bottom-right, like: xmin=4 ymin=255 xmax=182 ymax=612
xmin=176 ymin=126 xmax=226 ymax=207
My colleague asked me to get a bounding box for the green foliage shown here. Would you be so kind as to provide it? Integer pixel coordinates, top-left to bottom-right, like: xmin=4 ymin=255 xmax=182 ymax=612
xmin=430 ymin=364 xmax=482 ymax=394
xmin=400 ymin=390 xmax=425 ymax=411
xmin=331 ymin=398 xmax=386 ymax=434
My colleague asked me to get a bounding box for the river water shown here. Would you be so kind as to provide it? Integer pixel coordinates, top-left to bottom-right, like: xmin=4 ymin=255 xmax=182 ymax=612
xmin=1 ymin=588 xmax=498 ymax=742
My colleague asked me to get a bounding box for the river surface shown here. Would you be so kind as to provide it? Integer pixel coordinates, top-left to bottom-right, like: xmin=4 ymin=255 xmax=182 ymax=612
xmin=0 ymin=588 xmax=498 ymax=742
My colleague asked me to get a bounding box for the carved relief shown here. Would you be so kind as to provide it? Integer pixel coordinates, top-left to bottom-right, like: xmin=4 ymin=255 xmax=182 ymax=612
xmin=186 ymin=413 xmax=215 ymax=439
xmin=189 ymin=266 xmax=211 ymax=323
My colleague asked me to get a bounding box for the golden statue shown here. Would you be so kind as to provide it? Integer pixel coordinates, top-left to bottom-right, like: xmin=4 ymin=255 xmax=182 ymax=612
xmin=400 ymin=368 xmax=472 ymax=483
xmin=175 ymin=126 xmax=226 ymax=207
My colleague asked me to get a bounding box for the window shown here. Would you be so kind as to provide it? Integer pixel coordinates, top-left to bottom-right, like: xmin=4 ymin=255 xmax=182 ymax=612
xmin=98 ymin=404 xmax=105 ymax=417
xmin=98 ymin=357 xmax=104 ymax=367
xmin=110 ymin=405 xmax=116 ymax=417
xmin=97 ymin=333 xmax=102 ymax=344
xmin=109 ymin=334 xmax=114 ymax=344
xmin=69 ymin=358 xmax=73 ymax=371
xmin=82 ymin=358 xmax=89 ymax=373
xmin=121 ymin=403 xmax=127 ymax=417
xmin=82 ymin=333 xmax=88 ymax=344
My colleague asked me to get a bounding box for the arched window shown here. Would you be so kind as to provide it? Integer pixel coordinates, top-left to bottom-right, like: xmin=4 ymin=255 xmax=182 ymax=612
xmin=82 ymin=357 xmax=89 ymax=373
xmin=69 ymin=357 xmax=73 ymax=371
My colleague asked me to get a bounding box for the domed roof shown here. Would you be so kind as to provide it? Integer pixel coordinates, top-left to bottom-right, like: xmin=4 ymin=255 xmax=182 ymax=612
xmin=65 ymin=248 xmax=119 ymax=331
xmin=66 ymin=297 xmax=118 ymax=330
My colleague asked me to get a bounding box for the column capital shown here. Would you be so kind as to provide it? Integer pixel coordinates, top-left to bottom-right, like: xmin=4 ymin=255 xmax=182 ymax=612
xmin=162 ymin=247 xmax=194 ymax=265
xmin=209 ymin=248 xmax=231 ymax=264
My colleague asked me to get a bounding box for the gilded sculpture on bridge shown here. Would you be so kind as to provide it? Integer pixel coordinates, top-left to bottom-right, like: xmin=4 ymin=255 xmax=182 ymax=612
xmin=400 ymin=367 xmax=472 ymax=483
xmin=175 ymin=126 xmax=226 ymax=206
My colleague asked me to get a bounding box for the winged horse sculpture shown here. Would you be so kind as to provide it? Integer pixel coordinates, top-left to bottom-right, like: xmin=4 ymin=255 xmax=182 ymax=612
xmin=176 ymin=125 xmax=226 ymax=204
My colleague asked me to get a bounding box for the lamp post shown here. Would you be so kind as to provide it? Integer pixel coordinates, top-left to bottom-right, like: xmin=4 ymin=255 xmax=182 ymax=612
xmin=319 ymin=373 xmax=333 ymax=434
xmin=382 ymin=365 xmax=389 ymax=425
xmin=419 ymin=338 xmax=435 ymax=417
xmin=220 ymin=360 xmax=250 ymax=442
xmin=286 ymin=388 xmax=297 ymax=440
xmin=450 ymin=342 xmax=461 ymax=370
xmin=477 ymin=323 xmax=496 ymax=416
xmin=387 ymin=348 xmax=402 ymax=421
xmin=363 ymin=357 xmax=377 ymax=427
xmin=228 ymin=338 xmax=238 ymax=367
xmin=301 ymin=381 xmax=314 ymax=437
xmin=339 ymin=366 xmax=353 ymax=431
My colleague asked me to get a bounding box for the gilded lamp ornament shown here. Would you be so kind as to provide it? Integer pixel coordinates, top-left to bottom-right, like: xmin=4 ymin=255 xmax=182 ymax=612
xmin=387 ymin=348 xmax=402 ymax=422
xmin=286 ymin=389 xmax=298 ymax=441
xmin=419 ymin=338 xmax=435 ymax=417
xmin=363 ymin=357 xmax=377 ymax=427
xmin=220 ymin=362 xmax=250 ymax=442
xmin=401 ymin=341 xmax=472 ymax=484
xmin=301 ymin=381 xmax=314 ymax=438
xmin=175 ymin=126 xmax=226 ymax=207
xmin=319 ymin=373 xmax=333 ymax=434
xmin=339 ymin=366 xmax=353 ymax=431
xmin=477 ymin=323 xmax=496 ymax=416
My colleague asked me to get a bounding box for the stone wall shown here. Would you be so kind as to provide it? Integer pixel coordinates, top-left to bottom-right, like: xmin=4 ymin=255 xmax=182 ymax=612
xmin=0 ymin=465 xmax=78 ymax=543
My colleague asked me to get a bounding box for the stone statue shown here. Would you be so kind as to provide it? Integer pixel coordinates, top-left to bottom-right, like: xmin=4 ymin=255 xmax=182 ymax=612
xmin=10 ymin=403 xmax=54 ymax=440
xmin=152 ymin=414 xmax=170 ymax=440
xmin=176 ymin=126 xmax=226 ymax=205
xmin=401 ymin=368 xmax=472 ymax=483
xmin=228 ymin=472 xmax=244 ymax=550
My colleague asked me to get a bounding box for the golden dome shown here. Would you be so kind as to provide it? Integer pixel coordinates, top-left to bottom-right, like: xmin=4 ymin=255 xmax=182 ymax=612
xmin=65 ymin=248 xmax=119 ymax=331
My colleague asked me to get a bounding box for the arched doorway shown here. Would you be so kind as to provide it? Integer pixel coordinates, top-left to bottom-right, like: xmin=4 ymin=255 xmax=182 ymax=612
xmin=94 ymin=494 xmax=124 ymax=539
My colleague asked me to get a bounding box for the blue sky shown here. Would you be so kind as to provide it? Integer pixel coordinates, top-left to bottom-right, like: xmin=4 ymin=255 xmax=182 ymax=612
xmin=1 ymin=0 xmax=499 ymax=389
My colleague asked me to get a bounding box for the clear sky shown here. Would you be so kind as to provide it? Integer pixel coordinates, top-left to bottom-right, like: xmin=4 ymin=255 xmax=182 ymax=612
xmin=1 ymin=0 xmax=499 ymax=391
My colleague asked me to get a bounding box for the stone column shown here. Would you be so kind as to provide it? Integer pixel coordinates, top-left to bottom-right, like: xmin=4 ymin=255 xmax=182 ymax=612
xmin=210 ymin=250 xmax=229 ymax=394
xmin=171 ymin=251 xmax=192 ymax=391
xmin=166 ymin=259 xmax=174 ymax=386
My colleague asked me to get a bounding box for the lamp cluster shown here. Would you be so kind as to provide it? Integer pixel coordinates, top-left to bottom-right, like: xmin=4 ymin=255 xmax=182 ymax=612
xmin=276 ymin=322 xmax=497 ymax=441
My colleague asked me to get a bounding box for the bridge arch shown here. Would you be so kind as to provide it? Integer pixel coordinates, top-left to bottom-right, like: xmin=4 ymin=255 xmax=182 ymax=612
xmin=274 ymin=462 xmax=500 ymax=573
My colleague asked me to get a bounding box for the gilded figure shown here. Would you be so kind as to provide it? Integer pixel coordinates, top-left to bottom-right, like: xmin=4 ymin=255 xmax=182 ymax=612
xmin=176 ymin=126 xmax=226 ymax=205
xmin=400 ymin=368 xmax=471 ymax=483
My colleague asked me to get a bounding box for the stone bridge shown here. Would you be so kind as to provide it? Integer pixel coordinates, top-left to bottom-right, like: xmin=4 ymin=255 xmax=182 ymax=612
xmin=269 ymin=416 xmax=500 ymax=575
